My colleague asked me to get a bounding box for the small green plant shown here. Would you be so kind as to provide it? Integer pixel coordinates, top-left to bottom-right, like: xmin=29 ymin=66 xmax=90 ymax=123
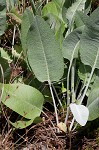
xmin=0 ymin=0 xmax=99 ymax=135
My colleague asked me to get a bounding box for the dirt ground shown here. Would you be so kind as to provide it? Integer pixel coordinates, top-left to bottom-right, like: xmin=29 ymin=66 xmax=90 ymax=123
xmin=1 ymin=110 xmax=99 ymax=150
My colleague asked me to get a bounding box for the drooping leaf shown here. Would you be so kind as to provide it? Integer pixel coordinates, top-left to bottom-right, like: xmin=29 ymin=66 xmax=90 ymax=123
xmin=66 ymin=0 xmax=86 ymax=27
xmin=1 ymin=83 xmax=44 ymax=120
xmin=62 ymin=26 xmax=84 ymax=60
xmin=80 ymin=7 xmax=99 ymax=69
xmin=42 ymin=2 xmax=58 ymax=18
xmin=62 ymin=0 xmax=76 ymax=23
xmin=70 ymin=103 xmax=89 ymax=126
xmin=21 ymin=8 xmax=34 ymax=55
xmin=27 ymin=15 xmax=64 ymax=82
xmin=53 ymin=0 xmax=65 ymax=20
xmin=87 ymin=88 xmax=99 ymax=121
xmin=74 ymin=11 xmax=89 ymax=28
xmin=0 ymin=0 xmax=6 ymax=36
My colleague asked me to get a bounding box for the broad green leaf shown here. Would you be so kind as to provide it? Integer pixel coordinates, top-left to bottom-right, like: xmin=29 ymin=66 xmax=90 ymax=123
xmin=1 ymin=83 xmax=44 ymax=120
xmin=70 ymin=103 xmax=89 ymax=126
xmin=80 ymin=7 xmax=99 ymax=69
xmin=91 ymin=72 xmax=99 ymax=90
xmin=10 ymin=119 xmax=34 ymax=129
xmin=42 ymin=1 xmax=65 ymax=47
xmin=74 ymin=11 xmax=89 ymax=28
xmin=55 ymin=20 xmax=66 ymax=48
xmin=53 ymin=0 xmax=65 ymax=9
xmin=53 ymin=0 xmax=65 ymax=20
xmin=87 ymin=88 xmax=99 ymax=121
xmin=42 ymin=2 xmax=58 ymax=18
xmin=78 ymin=63 xmax=97 ymax=96
xmin=62 ymin=0 xmax=76 ymax=23
xmin=62 ymin=26 xmax=84 ymax=60
xmin=66 ymin=0 xmax=86 ymax=27
xmin=21 ymin=8 xmax=34 ymax=55
xmin=78 ymin=63 xmax=96 ymax=84
xmin=9 ymin=117 xmax=42 ymax=129
xmin=27 ymin=15 xmax=64 ymax=82
xmin=0 ymin=0 xmax=6 ymax=36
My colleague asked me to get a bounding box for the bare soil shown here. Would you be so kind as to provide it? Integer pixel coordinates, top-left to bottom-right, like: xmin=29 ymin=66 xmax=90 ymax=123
xmin=1 ymin=110 xmax=99 ymax=150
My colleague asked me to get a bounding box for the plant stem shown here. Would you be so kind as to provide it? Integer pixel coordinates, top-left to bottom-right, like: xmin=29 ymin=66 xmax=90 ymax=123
xmin=79 ymin=49 xmax=99 ymax=104
xmin=65 ymin=42 xmax=80 ymax=124
xmin=12 ymin=25 xmax=16 ymax=59
xmin=52 ymin=84 xmax=64 ymax=114
xmin=69 ymin=118 xmax=75 ymax=131
xmin=48 ymin=81 xmax=59 ymax=126
xmin=71 ymin=60 xmax=76 ymax=103
xmin=0 ymin=64 xmax=4 ymax=103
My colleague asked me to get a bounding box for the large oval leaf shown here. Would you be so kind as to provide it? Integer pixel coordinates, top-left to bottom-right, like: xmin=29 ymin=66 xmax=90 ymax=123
xmin=27 ymin=15 xmax=64 ymax=82
xmin=1 ymin=83 xmax=44 ymax=120
xmin=62 ymin=26 xmax=84 ymax=60
xmin=70 ymin=103 xmax=89 ymax=126
xmin=0 ymin=0 xmax=6 ymax=35
xmin=80 ymin=7 xmax=99 ymax=69
xmin=87 ymin=88 xmax=99 ymax=121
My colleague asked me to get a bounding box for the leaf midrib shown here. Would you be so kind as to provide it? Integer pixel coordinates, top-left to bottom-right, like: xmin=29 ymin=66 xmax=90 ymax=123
xmin=35 ymin=16 xmax=50 ymax=82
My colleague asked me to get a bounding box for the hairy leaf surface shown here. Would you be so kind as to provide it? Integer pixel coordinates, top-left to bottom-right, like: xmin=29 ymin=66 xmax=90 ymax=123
xmin=87 ymin=88 xmax=99 ymax=121
xmin=80 ymin=8 xmax=99 ymax=69
xmin=1 ymin=84 xmax=44 ymax=120
xmin=27 ymin=16 xmax=64 ymax=82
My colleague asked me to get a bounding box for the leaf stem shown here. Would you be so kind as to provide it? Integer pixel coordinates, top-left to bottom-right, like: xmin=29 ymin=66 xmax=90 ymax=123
xmin=79 ymin=49 xmax=99 ymax=104
xmin=71 ymin=60 xmax=76 ymax=103
xmin=48 ymin=81 xmax=59 ymax=125
xmin=0 ymin=64 xmax=4 ymax=103
xmin=65 ymin=42 xmax=79 ymax=124
xmin=52 ymin=84 xmax=64 ymax=114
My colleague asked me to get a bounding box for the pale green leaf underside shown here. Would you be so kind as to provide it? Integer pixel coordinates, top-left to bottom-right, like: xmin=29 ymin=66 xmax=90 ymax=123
xmin=1 ymin=83 xmax=44 ymax=120
xmin=87 ymin=88 xmax=99 ymax=121
xmin=70 ymin=103 xmax=89 ymax=126
xmin=0 ymin=0 xmax=6 ymax=36
xmin=80 ymin=8 xmax=99 ymax=69
xmin=27 ymin=15 xmax=64 ymax=82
